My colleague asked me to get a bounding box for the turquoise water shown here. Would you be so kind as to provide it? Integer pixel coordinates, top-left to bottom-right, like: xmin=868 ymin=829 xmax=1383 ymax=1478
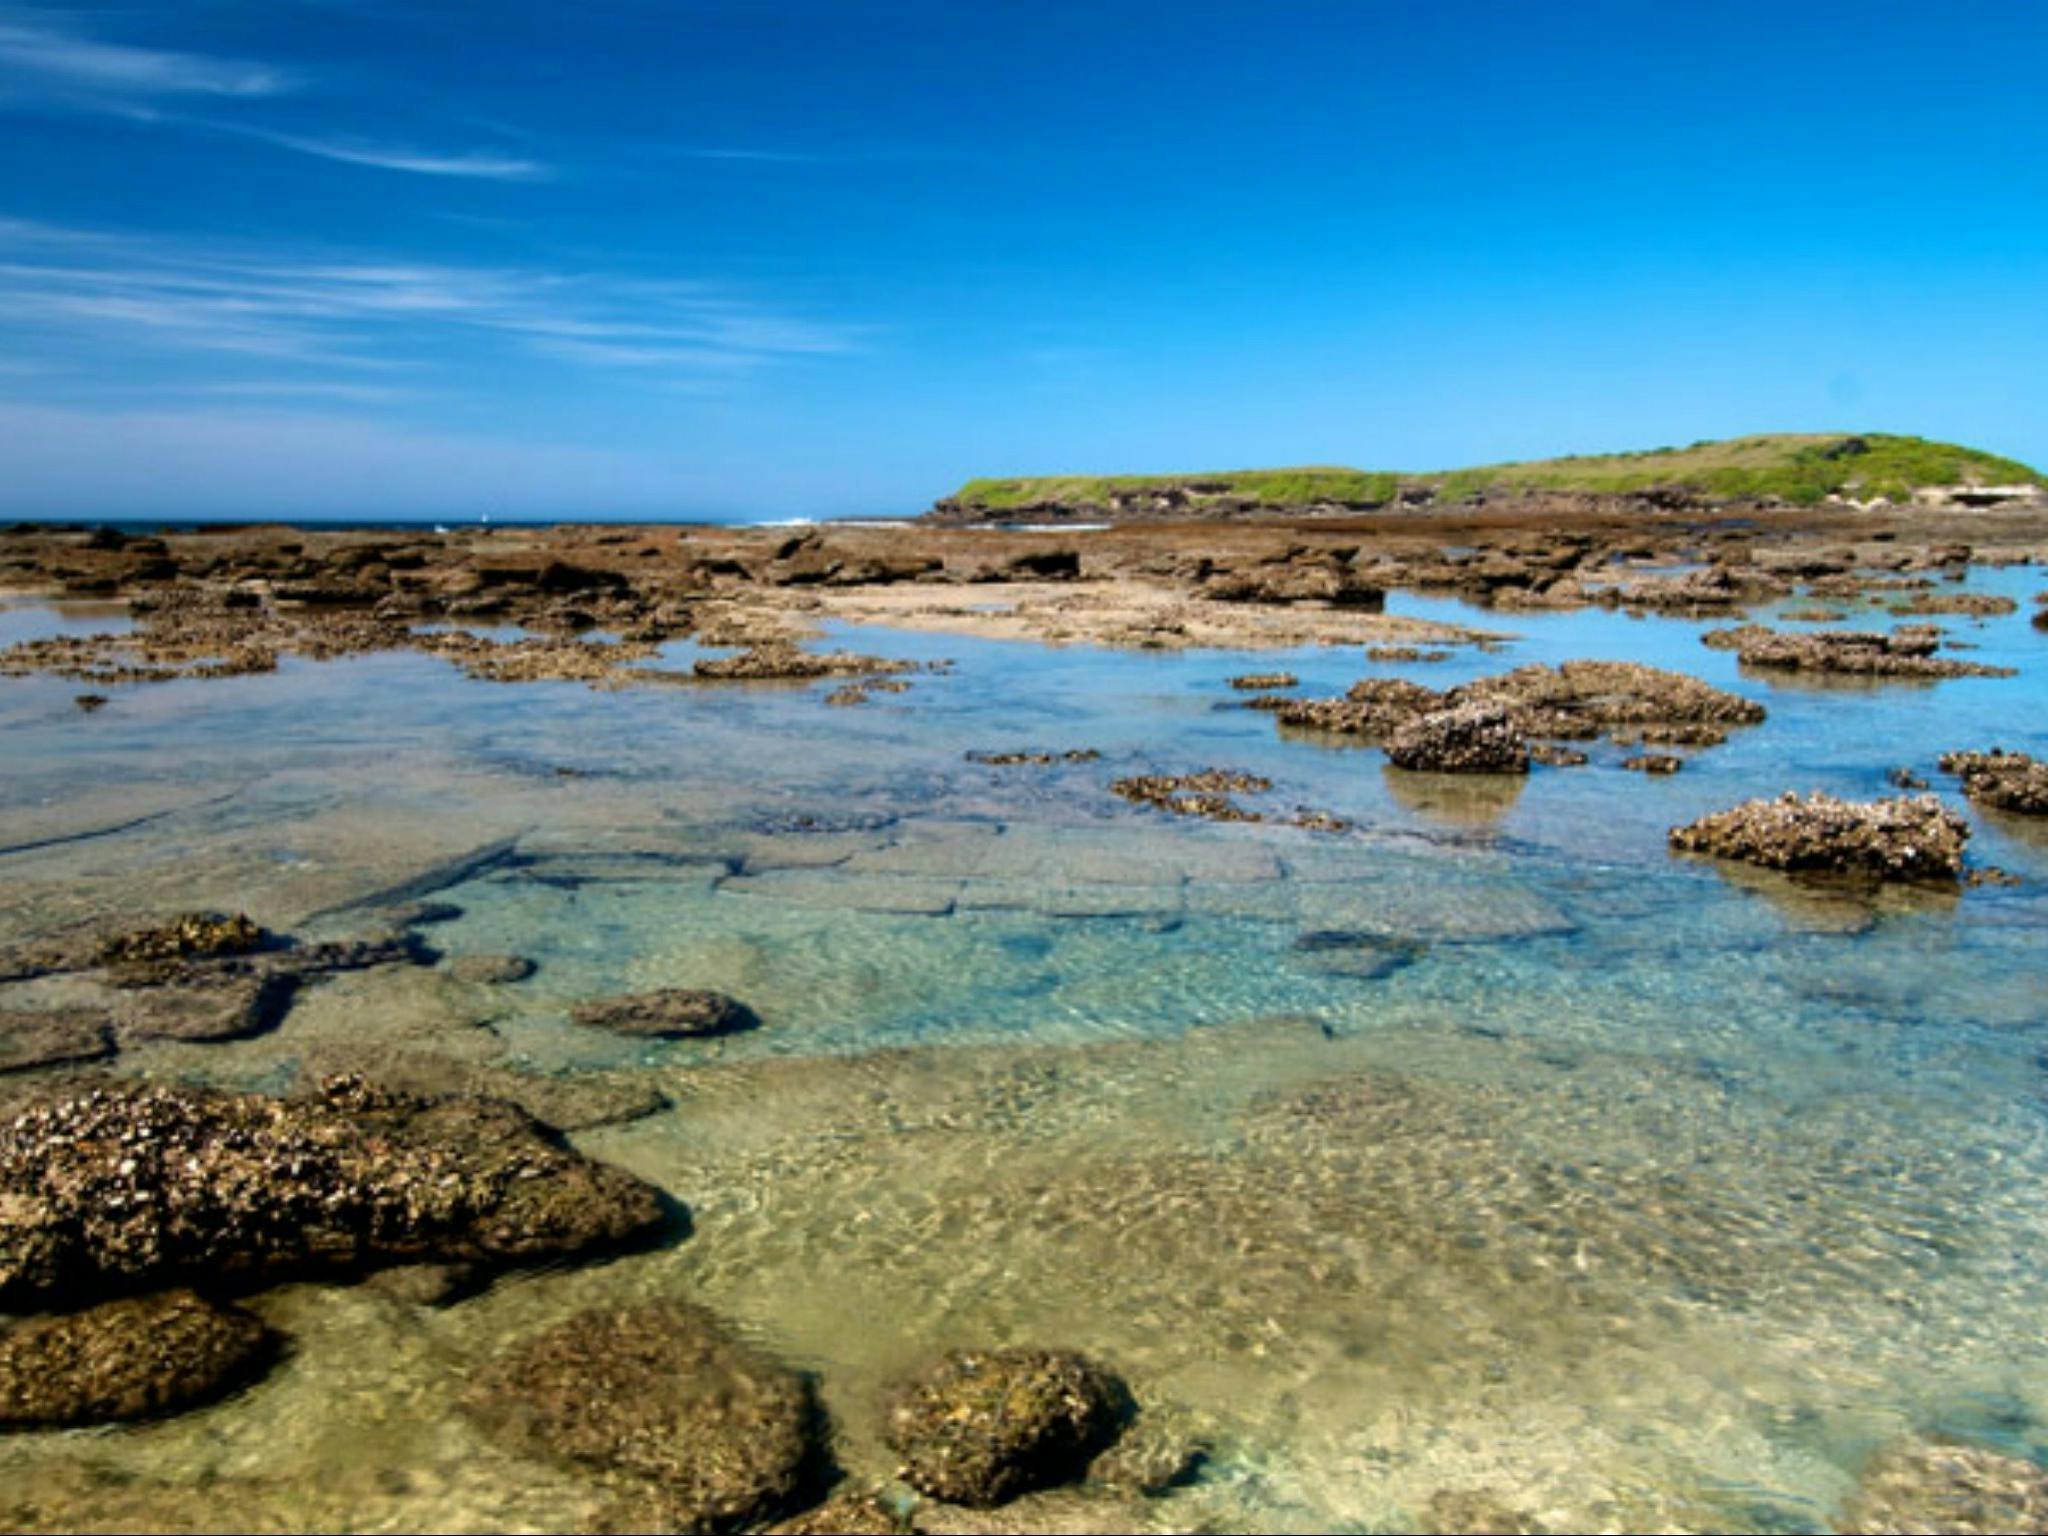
xmin=1 ymin=574 xmax=2046 ymax=1532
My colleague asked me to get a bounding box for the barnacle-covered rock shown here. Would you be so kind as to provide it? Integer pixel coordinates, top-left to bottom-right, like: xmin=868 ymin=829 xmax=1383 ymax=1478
xmin=1669 ymin=793 xmax=1969 ymax=883
xmin=0 ymin=1289 xmax=274 ymax=1428
xmin=1385 ymin=703 xmax=1530 ymax=775
xmin=469 ymin=1301 xmax=821 ymax=1534
xmin=0 ymin=1077 xmax=667 ymax=1308
xmin=884 ymin=1347 xmax=1129 ymax=1507
xmin=1940 ymin=749 xmax=2048 ymax=817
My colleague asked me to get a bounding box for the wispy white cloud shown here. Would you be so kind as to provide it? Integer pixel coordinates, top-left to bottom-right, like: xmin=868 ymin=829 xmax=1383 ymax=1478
xmin=0 ymin=9 xmax=293 ymax=100
xmin=0 ymin=217 xmax=863 ymax=380
xmin=234 ymin=127 xmax=549 ymax=180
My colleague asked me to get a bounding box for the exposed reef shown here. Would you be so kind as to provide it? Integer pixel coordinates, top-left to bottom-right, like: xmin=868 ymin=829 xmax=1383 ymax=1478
xmin=0 ymin=1076 xmax=667 ymax=1309
xmin=1669 ymin=793 xmax=1971 ymax=883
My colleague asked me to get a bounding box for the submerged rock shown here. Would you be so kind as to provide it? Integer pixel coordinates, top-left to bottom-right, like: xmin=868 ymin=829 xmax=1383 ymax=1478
xmin=884 ymin=1347 xmax=1130 ymax=1507
xmin=571 ymin=987 xmax=761 ymax=1038
xmin=0 ymin=1008 xmax=116 ymax=1074
xmin=468 ymin=1301 xmax=821 ymax=1532
xmin=1227 ymin=672 xmax=1298 ymax=690
xmin=1839 ymin=1440 xmax=2048 ymax=1535
xmin=112 ymin=969 xmax=298 ymax=1043
xmin=1669 ymin=792 xmax=1970 ymax=883
xmin=1385 ymin=703 xmax=1530 ymax=775
xmin=764 ymin=1490 xmax=909 ymax=1534
xmin=966 ymin=749 xmax=1101 ymax=766
xmin=0 ymin=1289 xmax=274 ymax=1428
xmin=0 ymin=1077 xmax=667 ymax=1309
xmin=1425 ymin=1488 xmax=1546 ymax=1535
xmin=1940 ymin=749 xmax=2048 ymax=817
xmin=445 ymin=953 xmax=538 ymax=985
xmin=1109 ymin=770 xmax=1271 ymax=822
xmin=1620 ymin=753 xmax=1683 ymax=775
xmin=1292 ymin=931 xmax=1426 ymax=980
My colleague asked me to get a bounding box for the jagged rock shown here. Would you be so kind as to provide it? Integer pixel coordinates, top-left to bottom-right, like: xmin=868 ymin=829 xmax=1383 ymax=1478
xmin=966 ymin=750 xmax=1101 ymax=766
xmin=0 ymin=1009 xmax=116 ymax=1074
xmin=0 ymin=1290 xmax=274 ymax=1428
xmin=1620 ymin=753 xmax=1682 ymax=775
xmin=94 ymin=912 xmax=265 ymax=970
xmin=571 ymin=988 xmax=761 ymax=1038
xmin=1839 ymin=1440 xmax=2048 ymax=1535
xmin=468 ymin=1301 xmax=821 ymax=1532
xmin=1456 ymin=660 xmax=1763 ymax=740
xmin=1888 ymin=591 xmax=2018 ymax=618
xmin=1385 ymin=704 xmax=1530 ymax=774
xmin=1110 ymin=771 xmax=1271 ymax=822
xmin=1226 ymin=672 xmax=1297 ymax=690
xmin=1669 ymin=793 xmax=1970 ymax=882
xmin=1940 ymin=749 xmax=2048 ymax=816
xmin=0 ymin=1077 xmax=668 ymax=1308
xmin=694 ymin=644 xmax=913 ymax=682
xmin=1705 ymin=624 xmax=2014 ymax=679
xmin=884 ymin=1348 xmax=1130 ymax=1507
xmin=1274 ymin=678 xmax=1441 ymax=737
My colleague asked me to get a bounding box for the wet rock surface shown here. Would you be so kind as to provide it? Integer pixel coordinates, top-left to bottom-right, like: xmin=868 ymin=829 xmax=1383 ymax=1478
xmin=466 ymin=1301 xmax=822 ymax=1533
xmin=1940 ymin=749 xmax=2048 ymax=816
xmin=884 ymin=1347 xmax=1130 ymax=1507
xmin=0 ymin=1289 xmax=274 ymax=1429
xmin=0 ymin=1076 xmax=667 ymax=1308
xmin=445 ymin=953 xmax=538 ymax=985
xmin=1110 ymin=770 xmax=1271 ymax=822
xmin=0 ymin=1008 xmax=116 ymax=1074
xmin=1385 ymin=703 xmax=1531 ymax=774
xmin=1226 ymin=671 xmax=1297 ymax=690
xmin=1669 ymin=792 xmax=1971 ymax=883
xmin=1458 ymin=659 xmax=1764 ymax=739
xmin=965 ymin=749 xmax=1101 ymax=767
xmin=1705 ymin=623 xmax=2015 ymax=679
xmin=1838 ymin=1440 xmax=2048 ymax=1535
xmin=571 ymin=987 xmax=762 ymax=1038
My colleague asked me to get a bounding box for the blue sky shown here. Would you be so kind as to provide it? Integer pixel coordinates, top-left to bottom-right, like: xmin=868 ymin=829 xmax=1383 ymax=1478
xmin=0 ymin=1 xmax=2043 ymax=521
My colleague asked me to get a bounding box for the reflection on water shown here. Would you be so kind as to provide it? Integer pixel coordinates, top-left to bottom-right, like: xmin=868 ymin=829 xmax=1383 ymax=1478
xmin=1 ymin=571 xmax=2047 ymax=1532
xmin=1382 ymin=764 xmax=1528 ymax=826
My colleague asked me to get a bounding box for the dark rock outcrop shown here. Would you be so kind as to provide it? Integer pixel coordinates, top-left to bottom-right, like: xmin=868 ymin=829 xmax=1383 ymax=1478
xmin=1669 ymin=792 xmax=1970 ymax=882
xmin=884 ymin=1347 xmax=1130 ymax=1507
xmin=571 ymin=988 xmax=761 ymax=1038
xmin=0 ymin=1290 xmax=275 ymax=1428
xmin=0 ymin=1077 xmax=668 ymax=1309
xmin=1704 ymin=624 xmax=2015 ymax=679
xmin=1385 ymin=704 xmax=1530 ymax=775
xmin=1939 ymin=749 xmax=2048 ymax=816
xmin=467 ymin=1301 xmax=822 ymax=1533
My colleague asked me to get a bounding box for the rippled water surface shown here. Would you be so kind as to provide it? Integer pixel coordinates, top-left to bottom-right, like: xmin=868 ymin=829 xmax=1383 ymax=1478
xmin=3 ymin=573 xmax=2048 ymax=1533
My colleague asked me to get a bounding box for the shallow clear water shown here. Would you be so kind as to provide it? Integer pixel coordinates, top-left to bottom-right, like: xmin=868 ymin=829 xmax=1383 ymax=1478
xmin=2 ymin=573 xmax=2047 ymax=1533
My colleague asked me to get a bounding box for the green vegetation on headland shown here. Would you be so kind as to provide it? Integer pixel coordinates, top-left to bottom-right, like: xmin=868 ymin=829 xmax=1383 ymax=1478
xmin=944 ymin=433 xmax=2043 ymax=515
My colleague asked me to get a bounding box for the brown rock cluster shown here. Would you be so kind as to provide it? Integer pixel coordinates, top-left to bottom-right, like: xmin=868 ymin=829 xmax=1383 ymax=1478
xmin=1669 ymin=792 xmax=1970 ymax=882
